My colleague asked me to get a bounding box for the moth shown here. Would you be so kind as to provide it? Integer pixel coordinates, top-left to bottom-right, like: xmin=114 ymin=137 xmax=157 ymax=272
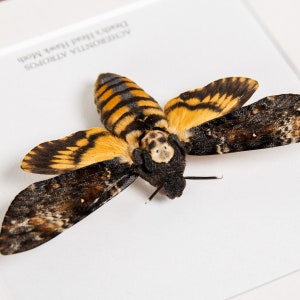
xmin=1 ymin=73 xmax=300 ymax=255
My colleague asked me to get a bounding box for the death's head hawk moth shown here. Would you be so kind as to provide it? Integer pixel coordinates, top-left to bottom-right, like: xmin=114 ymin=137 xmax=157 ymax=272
xmin=1 ymin=73 xmax=299 ymax=255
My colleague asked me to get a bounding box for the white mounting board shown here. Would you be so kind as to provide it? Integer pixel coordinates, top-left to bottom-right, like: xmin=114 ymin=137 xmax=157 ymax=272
xmin=0 ymin=0 xmax=299 ymax=299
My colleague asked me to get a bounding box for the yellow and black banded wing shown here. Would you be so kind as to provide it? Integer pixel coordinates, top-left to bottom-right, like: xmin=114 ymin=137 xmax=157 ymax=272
xmin=0 ymin=159 xmax=137 ymax=255
xmin=164 ymin=77 xmax=258 ymax=141
xmin=22 ymin=127 xmax=132 ymax=175
xmin=187 ymin=94 xmax=300 ymax=155
xmin=94 ymin=73 xmax=168 ymax=145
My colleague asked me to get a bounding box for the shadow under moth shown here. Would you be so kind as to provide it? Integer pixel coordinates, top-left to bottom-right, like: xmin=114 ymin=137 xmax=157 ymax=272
xmin=1 ymin=73 xmax=300 ymax=255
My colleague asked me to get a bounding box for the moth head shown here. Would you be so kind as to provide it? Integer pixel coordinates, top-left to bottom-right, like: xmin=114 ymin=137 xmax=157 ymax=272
xmin=134 ymin=132 xmax=187 ymax=199
xmin=163 ymin=174 xmax=186 ymax=199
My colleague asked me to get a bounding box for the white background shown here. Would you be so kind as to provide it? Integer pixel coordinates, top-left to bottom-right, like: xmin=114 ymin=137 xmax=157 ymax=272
xmin=0 ymin=0 xmax=300 ymax=299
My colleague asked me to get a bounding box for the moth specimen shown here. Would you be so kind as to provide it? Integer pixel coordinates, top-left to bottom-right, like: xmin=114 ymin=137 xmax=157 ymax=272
xmin=0 ymin=73 xmax=299 ymax=255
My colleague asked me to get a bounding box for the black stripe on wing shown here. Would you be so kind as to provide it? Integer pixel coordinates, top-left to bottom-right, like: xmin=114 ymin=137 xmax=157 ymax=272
xmin=187 ymin=94 xmax=300 ymax=155
xmin=0 ymin=158 xmax=137 ymax=255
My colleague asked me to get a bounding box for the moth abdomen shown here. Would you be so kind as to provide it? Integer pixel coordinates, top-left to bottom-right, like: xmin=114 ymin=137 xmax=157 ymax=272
xmin=94 ymin=73 xmax=168 ymax=143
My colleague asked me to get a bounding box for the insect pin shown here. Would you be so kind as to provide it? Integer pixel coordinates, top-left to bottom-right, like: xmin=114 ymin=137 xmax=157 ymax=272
xmin=0 ymin=73 xmax=299 ymax=255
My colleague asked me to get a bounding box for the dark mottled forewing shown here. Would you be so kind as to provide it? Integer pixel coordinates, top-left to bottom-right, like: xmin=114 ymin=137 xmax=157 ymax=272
xmin=187 ymin=94 xmax=300 ymax=155
xmin=0 ymin=159 xmax=137 ymax=255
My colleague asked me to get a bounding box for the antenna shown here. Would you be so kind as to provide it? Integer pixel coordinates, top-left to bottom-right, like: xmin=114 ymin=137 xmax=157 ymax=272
xmin=148 ymin=176 xmax=222 ymax=200
xmin=148 ymin=186 xmax=163 ymax=201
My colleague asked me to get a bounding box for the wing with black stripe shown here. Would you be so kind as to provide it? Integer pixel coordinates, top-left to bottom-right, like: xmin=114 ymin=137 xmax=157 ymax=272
xmin=187 ymin=94 xmax=300 ymax=155
xmin=0 ymin=159 xmax=137 ymax=255
xmin=164 ymin=77 xmax=258 ymax=141
xmin=21 ymin=127 xmax=132 ymax=175
xmin=94 ymin=73 xmax=169 ymax=144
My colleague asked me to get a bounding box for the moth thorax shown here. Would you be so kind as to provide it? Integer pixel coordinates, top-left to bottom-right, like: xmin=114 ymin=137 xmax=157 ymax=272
xmin=140 ymin=130 xmax=174 ymax=163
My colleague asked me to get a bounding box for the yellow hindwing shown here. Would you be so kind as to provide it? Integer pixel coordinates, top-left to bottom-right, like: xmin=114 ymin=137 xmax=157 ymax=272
xmin=21 ymin=128 xmax=132 ymax=174
xmin=164 ymin=77 xmax=258 ymax=141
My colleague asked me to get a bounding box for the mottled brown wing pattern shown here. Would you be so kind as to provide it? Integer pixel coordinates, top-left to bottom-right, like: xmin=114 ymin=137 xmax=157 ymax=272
xmin=164 ymin=77 xmax=258 ymax=141
xmin=0 ymin=159 xmax=137 ymax=255
xmin=1 ymin=73 xmax=300 ymax=256
xmin=94 ymin=73 xmax=168 ymax=145
xmin=21 ymin=128 xmax=132 ymax=175
xmin=187 ymin=94 xmax=300 ymax=155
